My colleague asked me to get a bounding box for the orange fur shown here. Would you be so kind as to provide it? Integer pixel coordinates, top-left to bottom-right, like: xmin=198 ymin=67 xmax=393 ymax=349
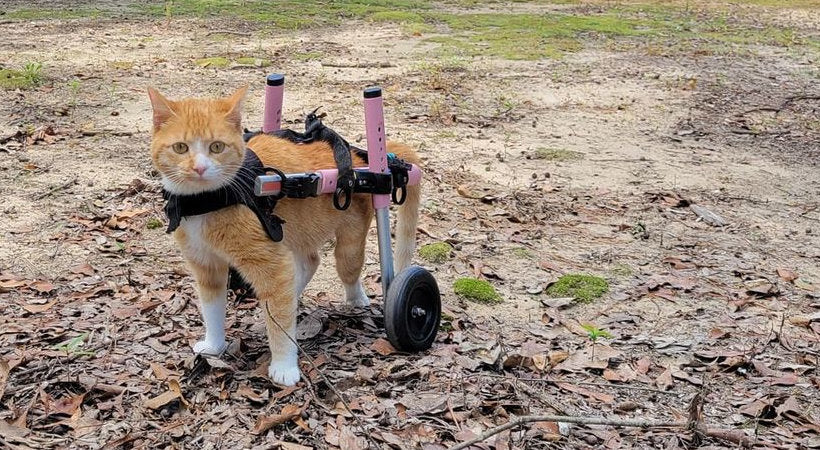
xmin=148 ymin=87 xmax=421 ymax=385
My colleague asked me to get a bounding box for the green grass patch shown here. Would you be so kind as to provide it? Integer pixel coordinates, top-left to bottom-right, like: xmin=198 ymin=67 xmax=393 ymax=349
xmin=3 ymin=8 xmax=101 ymax=20
xmin=368 ymin=10 xmax=425 ymax=23
xmin=418 ymin=242 xmax=452 ymax=264
xmin=235 ymin=56 xmax=271 ymax=67
xmin=609 ymin=263 xmax=633 ymax=277
xmin=292 ymin=51 xmax=323 ymax=62
xmin=453 ymin=278 xmax=501 ymax=304
xmin=146 ymin=218 xmax=163 ymax=230
xmin=511 ymin=247 xmax=535 ymax=259
xmin=195 ymin=57 xmax=231 ymax=68
xmin=534 ymin=147 xmax=583 ymax=161
xmin=0 ymin=63 xmax=43 ymax=90
xmin=546 ymin=274 xmax=608 ymax=303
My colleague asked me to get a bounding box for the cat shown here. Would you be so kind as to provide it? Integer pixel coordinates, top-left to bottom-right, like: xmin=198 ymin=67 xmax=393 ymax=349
xmin=148 ymin=86 xmax=421 ymax=385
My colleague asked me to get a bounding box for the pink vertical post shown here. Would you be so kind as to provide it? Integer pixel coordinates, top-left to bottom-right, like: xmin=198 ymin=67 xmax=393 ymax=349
xmin=262 ymin=74 xmax=284 ymax=133
xmin=364 ymin=87 xmax=390 ymax=209
xmin=364 ymin=86 xmax=395 ymax=291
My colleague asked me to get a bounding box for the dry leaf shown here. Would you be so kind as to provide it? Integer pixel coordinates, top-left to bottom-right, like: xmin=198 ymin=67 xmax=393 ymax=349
xmin=776 ymin=268 xmax=798 ymax=282
xmin=150 ymin=362 xmax=171 ymax=381
xmin=51 ymin=393 xmax=85 ymax=416
xmin=0 ymin=279 xmax=27 ymax=292
xmin=554 ymin=382 xmax=614 ymax=404
xmin=655 ymin=368 xmax=674 ymax=390
xmin=69 ymin=263 xmax=95 ymax=276
xmin=253 ymin=403 xmax=302 ymax=434
xmin=29 ymin=281 xmax=55 ymax=293
xmin=21 ymin=299 xmax=58 ymax=313
xmin=371 ymin=338 xmax=397 ymax=356
xmin=143 ymin=390 xmax=180 ymax=410
xmin=0 ymin=359 xmax=9 ymax=400
xmin=635 ymin=357 xmax=651 ymax=374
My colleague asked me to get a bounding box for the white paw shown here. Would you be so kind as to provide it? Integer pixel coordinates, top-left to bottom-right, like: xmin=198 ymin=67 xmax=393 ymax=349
xmin=193 ymin=340 xmax=227 ymax=356
xmin=345 ymin=282 xmax=370 ymax=307
xmin=268 ymin=359 xmax=301 ymax=386
xmin=347 ymin=292 xmax=371 ymax=308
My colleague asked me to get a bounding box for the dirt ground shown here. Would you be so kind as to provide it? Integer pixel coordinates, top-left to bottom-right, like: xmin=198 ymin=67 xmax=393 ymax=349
xmin=1 ymin=1 xmax=819 ymax=449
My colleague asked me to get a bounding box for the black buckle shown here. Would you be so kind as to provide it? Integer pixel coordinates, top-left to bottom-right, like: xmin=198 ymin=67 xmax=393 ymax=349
xmin=352 ymin=170 xmax=393 ymax=195
xmin=282 ymin=173 xmax=321 ymax=199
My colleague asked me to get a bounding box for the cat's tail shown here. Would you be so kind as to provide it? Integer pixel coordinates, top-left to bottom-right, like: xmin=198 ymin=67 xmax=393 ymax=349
xmin=395 ymin=181 xmax=420 ymax=272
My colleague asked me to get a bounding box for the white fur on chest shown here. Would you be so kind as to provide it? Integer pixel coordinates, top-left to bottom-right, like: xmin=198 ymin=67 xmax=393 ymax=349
xmin=177 ymin=215 xmax=217 ymax=263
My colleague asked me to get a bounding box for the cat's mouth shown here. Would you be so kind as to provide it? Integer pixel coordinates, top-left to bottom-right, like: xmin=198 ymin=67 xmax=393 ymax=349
xmin=162 ymin=173 xmax=228 ymax=195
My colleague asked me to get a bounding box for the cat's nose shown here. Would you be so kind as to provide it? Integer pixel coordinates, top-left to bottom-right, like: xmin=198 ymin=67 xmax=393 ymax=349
xmin=193 ymin=166 xmax=206 ymax=176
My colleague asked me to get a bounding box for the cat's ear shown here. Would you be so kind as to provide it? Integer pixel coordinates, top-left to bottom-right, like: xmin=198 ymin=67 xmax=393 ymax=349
xmin=224 ymin=85 xmax=248 ymax=129
xmin=148 ymin=87 xmax=176 ymax=131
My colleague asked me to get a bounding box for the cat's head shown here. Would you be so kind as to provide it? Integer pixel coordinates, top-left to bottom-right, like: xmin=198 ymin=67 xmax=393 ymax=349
xmin=148 ymin=86 xmax=248 ymax=195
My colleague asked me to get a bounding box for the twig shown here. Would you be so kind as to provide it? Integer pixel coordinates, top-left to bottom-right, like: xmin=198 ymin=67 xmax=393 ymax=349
xmin=205 ymin=30 xmax=252 ymax=37
xmin=321 ymin=61 xmax=396 ymax=68
xmin=263 ymin=302 xmax=378 ymax=450
xmin=33 ymin=176 xmax=78 ymax=200
xmin=510 ymin=379 xmax=572 ymax=415
xmin=462 ymin=373 xmax=681 ymax=396
xmin=447 ymin=415 xmax=686 ymax=450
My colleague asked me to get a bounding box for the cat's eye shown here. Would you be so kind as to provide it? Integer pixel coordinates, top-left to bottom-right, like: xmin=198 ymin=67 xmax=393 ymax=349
xmin=209 ymin=141 xmax=226 ymax=154
xmin=172 ymin=142 xmax=188 ymax=154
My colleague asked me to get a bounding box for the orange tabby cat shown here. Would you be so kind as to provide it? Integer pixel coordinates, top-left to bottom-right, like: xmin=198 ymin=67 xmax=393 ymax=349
xmin=148 ymin=86 xmax=421 ymax=385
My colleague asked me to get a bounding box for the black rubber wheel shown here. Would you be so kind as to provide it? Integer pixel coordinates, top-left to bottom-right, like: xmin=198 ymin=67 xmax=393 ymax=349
xmin=384 ymin=265 xmax=441 ymax=352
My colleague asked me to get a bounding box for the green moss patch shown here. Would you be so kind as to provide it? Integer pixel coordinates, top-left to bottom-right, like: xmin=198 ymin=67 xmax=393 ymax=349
xmin=235 ymin=57 xmax=270 ymax=67
xmin=195 ymin=57 xmax=230 ymax=68
xmin=546 ymin=274 xmax=608 ymax=303
xmin=454 ymin=278 xmax=501 ymax=304
xmin=418 ymin=242 xmax=452 ymax=264
xmin=146 ymin=217 xmax=163 ymax=230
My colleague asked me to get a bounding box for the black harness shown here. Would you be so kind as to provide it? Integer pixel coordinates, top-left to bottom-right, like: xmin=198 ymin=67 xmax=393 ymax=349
xmin=162 ymin=149 xmax=285 ymax=242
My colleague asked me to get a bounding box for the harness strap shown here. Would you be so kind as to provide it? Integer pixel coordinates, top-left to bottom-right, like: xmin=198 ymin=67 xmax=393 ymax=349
xmin=162 ymin=149 xmax=284 ymax=242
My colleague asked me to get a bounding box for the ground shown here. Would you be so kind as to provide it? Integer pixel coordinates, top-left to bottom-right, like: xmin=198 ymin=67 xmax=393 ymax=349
xmin=1 ymin=0 xmax=819 ymax=448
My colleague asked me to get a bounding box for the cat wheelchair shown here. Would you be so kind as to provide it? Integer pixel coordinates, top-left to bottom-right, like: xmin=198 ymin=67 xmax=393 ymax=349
xmin=242 ymin=73 xmax=441 ymax=352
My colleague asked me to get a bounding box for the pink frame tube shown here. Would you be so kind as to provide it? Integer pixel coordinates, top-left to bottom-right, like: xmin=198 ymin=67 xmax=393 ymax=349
xmin=364 ymin=87 xmax=390 ymax=210
xmin=262 ymin=74 xmax=284 ymax=133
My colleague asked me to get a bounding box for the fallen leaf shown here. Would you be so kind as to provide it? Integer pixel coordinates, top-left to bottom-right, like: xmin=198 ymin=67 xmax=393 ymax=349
xmin=0 ymin=359 xmax=9 ymax=400
xmin=253 ymin=403 xmax=302 ymax=434
xmin=51 ymin=393 xmax=85 ymax=416
xmin=635 ymin=357 xmax=651 ymax=374
xmin=69 ymin=263 xmax=95 ymax=276
xmin=339 ymin=425 xmax=365 ymax=450
xmin=21 ymin=299 xmax=58 ymax=313
xmin=655 ymin=368 xmax=674 ymax=390
xmin=745 ymin=279 xmax=779 ymax=298
xmin=143 ymin=390 xmax=179 ymax=410
xmin=237 ymin=384 xmax=267 ymax=403
xmin=769 ymin=374 xmax=799 ymax=386
xmin=662 ymin=256 xmax=696 ymax=270
xmin=554 ymin=382 xmax=614 ymax=404
xmin=29 ymin=281 xmax=55 ymax=293
xmin=371 ymin=338 xmax=397 ymax=356
xmin=776 ymin=268 xmax=798 ymax=282
xmin=0 ymin=279 xmax=27 ymax=292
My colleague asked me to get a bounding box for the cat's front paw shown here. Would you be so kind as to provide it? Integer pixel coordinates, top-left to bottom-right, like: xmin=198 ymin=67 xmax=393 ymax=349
xmin=345 ymin=282 xmax=370 ymax=307
xmin=268 ymin=359 xmax=301 ymax=386
xmin=193 ymin=340 xmax=227 ymax=356
xmin=347 ymin=292 xmax=371 ymax=308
